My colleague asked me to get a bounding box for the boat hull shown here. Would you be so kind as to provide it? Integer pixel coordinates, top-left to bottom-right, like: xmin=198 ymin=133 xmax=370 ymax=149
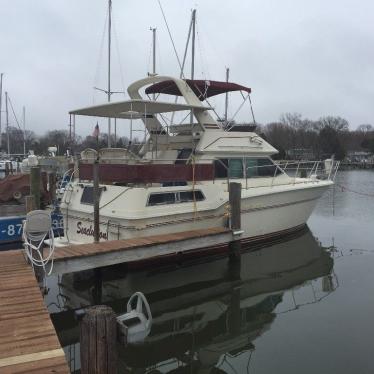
xmin=58 ymin=181 xmax=331 ymax=250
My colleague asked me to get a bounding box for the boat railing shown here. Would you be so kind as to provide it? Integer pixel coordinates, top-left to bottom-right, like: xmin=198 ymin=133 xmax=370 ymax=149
xmin=220 ymin=159 xmax=340 ymax=190
xmin=76 ymin=157 xmax=339 ymax=190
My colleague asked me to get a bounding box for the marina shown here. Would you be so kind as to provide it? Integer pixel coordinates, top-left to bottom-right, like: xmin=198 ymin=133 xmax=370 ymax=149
xmin=0 ymin=0 xmax=373 ymax=373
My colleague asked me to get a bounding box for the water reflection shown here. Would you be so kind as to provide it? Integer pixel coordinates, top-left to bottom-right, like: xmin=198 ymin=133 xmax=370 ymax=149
xmin=47 ymin=228 xmax=336 ymax=373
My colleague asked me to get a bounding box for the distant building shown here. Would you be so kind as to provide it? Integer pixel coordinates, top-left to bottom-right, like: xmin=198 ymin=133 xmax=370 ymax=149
xmin=286 ymin=148 xmax=315 ymax=160
xmin=345 ymin=151 xmax=373 ymax=163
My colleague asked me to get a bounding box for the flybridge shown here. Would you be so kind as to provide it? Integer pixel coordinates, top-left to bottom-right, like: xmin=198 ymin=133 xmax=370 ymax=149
xmin=69 ymin=75 xmax=254 ymax=135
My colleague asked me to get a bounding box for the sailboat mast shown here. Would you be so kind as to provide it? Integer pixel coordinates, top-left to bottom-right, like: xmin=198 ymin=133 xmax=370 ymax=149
xmin=152 ymin=28 xmax=156 ymax=75
xmin=107 ymin=0 xmax=112 ymax=148
xmin=191 ymin=9 xmax=196 ymax=80
xmin=224 ymin=67 xmax=230 ymax=124
xmin=0 ymin=73 xmax=3 ymax=150
xmin=5 ymin=92 xmax=9 ymax=155
xmin=190 ymin=9 xmax=196 ymax=125
xmin=23 ymin=106 xmax=26 ymax=156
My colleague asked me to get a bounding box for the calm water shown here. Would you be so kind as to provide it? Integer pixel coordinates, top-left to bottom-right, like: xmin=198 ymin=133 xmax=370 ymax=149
xmin=45 ymin=170 xmax=374 ymax=374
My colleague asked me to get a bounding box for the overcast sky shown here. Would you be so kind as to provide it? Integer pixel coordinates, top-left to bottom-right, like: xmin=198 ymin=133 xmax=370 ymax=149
xmin=1 ymin=0 xmax=373 ymax=139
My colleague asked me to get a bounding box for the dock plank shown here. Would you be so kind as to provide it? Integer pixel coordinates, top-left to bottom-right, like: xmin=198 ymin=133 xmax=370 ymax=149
xmin=50 ymin=227 xmax=232 ymax=274
xmin=0 ymin=250 xmax=69 ymax=373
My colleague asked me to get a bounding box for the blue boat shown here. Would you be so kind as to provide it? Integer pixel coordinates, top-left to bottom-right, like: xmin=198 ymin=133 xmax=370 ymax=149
xmin=0 ymin=212 xmax=64 ymax=250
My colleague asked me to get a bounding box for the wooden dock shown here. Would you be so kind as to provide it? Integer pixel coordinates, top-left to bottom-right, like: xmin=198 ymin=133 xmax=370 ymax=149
xmin=0 ymin=227 xmax=233 ymax=373
xmin=52 ymin=227 xmax=232 ymax=274
xmin=0 ymin=250 xmax=69 ymax=373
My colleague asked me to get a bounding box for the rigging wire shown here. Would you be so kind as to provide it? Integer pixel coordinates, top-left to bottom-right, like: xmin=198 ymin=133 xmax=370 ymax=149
xmin=226 ymin=93 xmax=250 ymax=130
xmin=92 ymin=10 xmax=109 ymax=104
xmin=240 ymin=90 xmax=257 ymax=125
xmin=195 ymin=20 xmax=208 ymax=80
xmin=112 ymin=13 xmax=127 ymax=98
xmin=7 ymin=95 xmax=23 ymax=132
xmin=157 ymin=0 xmax=184 ymax=78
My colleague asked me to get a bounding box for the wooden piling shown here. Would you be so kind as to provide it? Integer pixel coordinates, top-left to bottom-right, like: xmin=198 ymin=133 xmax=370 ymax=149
xmin=229 ymin=182 xmax=241 ymax=232
xmin=228 ymin=182 xmax=242 ymax=259
xmin=5 ymin=162 xmax=9 ymax=176
xmin=30 ymin=166 xmax=41 ymax=209
xmin=25 ymin=195 xmax=36 ymax=213
xmin=93 ymin=159 xmax=100 ymax=243
xmin=49 ymin=172 xmax=57 ymax=203
xmin=80 ymin=305 xmax=118 ymax=374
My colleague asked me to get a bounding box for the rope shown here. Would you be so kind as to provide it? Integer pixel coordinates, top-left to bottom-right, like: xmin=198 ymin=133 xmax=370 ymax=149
xmin=99 ymin=187 xmax=131 ymax=209
xmin=336 ymin=183 xmax=374 ymax=197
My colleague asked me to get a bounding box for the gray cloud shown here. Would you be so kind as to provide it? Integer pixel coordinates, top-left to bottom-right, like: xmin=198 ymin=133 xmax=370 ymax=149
xmin=1 ymin=0 xmax=373 ymax=139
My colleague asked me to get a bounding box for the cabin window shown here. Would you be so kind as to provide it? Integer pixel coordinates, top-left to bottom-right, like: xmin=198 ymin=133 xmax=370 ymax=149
xmin=175 ymin=148 xmax=192 ymax=164
xmin=162 ymin=181 xmax=187 ymax=187
xmin=214 ymin=159 xmax=228 ymax=178
xmin=246 ymin=158 xmax=281 ymax=177
xmin=228 ymin=159 xmax=243 ymax=178
xmin=148 ymin=192 xmax=176 ymax=206
xmin=214 ymin=157 xmax=281 ymax=179
xmin=80 ymin=186 xmax=103 ymax=205
xmin=147 ymin=190 xmax=205 ymax=206
xmin=214 ymin=158 xmax=243 ymax=178
xmin=179 ymin=190 xmax=205 ymax=202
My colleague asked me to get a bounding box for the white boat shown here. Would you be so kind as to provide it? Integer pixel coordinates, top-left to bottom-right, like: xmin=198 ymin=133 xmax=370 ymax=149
xmin=55 ymin=75 xmax=338 ymax=255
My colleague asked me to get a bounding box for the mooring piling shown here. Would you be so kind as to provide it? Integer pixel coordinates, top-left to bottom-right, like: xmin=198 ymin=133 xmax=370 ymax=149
xmin=93 ymin=158 xmax=100 ymax=243
xmin=228 ymin=182 xmax=242 ymax=259
xmin=49 ymin=171 xmax=57 ymax=203
xmin=25 ymin=195 xmax=36 ymax=213
xmin=30 ymin=165 xmax=41 ymax=209
xmin=80 ymin=305 xmax=118 ymax=374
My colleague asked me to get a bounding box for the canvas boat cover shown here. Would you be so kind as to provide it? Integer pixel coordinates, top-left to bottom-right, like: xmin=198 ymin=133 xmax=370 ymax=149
xmin=145 ymin=80 xmax=252 ymax=101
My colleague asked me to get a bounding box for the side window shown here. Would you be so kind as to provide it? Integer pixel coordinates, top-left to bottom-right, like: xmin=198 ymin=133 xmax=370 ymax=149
xmin=81 ymin=186 xmax=103 ymax=205
xmin=175 ymin=148 xmax=192 ymax=164
xmin=228 ymin=159 xmax=244 ymax=178
xmin=246 ymin=158 xmax=258 ymax=177
xmin=214 ymin=159 xmax=228 ymax=178
xmin=245 ymin=158 xmax=280 ymax=177
xmin=257 ymin=158 xmax=279 ymax=176
xmin=148 ymin=193 xmax=176 ymax=206
xmin=179 ymin=190 xmax=205 ymax=202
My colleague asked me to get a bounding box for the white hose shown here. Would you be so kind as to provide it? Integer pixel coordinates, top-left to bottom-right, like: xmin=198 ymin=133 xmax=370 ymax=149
xmin=22 ymin=221 xmax=55 ymax=276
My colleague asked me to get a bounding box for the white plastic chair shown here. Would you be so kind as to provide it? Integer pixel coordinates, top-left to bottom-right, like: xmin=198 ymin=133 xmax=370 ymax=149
xmin=117 ymin=292 xmax=152 ymax=343
xmin=23 ymin=210 xmax=55 ymax=275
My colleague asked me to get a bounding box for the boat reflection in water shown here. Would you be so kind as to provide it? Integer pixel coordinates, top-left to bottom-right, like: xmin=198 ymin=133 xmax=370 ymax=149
xmin=49 ymin=227 xmax=337 ymax=373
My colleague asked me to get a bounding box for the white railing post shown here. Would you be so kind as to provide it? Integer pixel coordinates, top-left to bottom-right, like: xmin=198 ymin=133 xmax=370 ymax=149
xmin=270 ymin=163 xmax=278 ymax=187
xmin=294 ymin=161 xmax=300 ymax=185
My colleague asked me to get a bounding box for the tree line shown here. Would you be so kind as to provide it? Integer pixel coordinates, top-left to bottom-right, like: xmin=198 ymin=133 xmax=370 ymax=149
xmin=258 ymin=114 xmax=374 ymax=160
xmin=1 ymin=113 xmax=374 ymax=160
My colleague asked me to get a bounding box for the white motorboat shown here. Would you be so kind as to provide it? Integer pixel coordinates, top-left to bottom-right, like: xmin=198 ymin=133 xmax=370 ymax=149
xmin=55 ymin=75 xmax=338 ymax=255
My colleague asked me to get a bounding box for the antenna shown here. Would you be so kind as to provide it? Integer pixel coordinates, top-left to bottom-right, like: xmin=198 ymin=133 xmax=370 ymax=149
xmin=151 ymin=27 xmax=156 ymax=75
xmin=150 ymin=27 xmax=157 ymax=101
